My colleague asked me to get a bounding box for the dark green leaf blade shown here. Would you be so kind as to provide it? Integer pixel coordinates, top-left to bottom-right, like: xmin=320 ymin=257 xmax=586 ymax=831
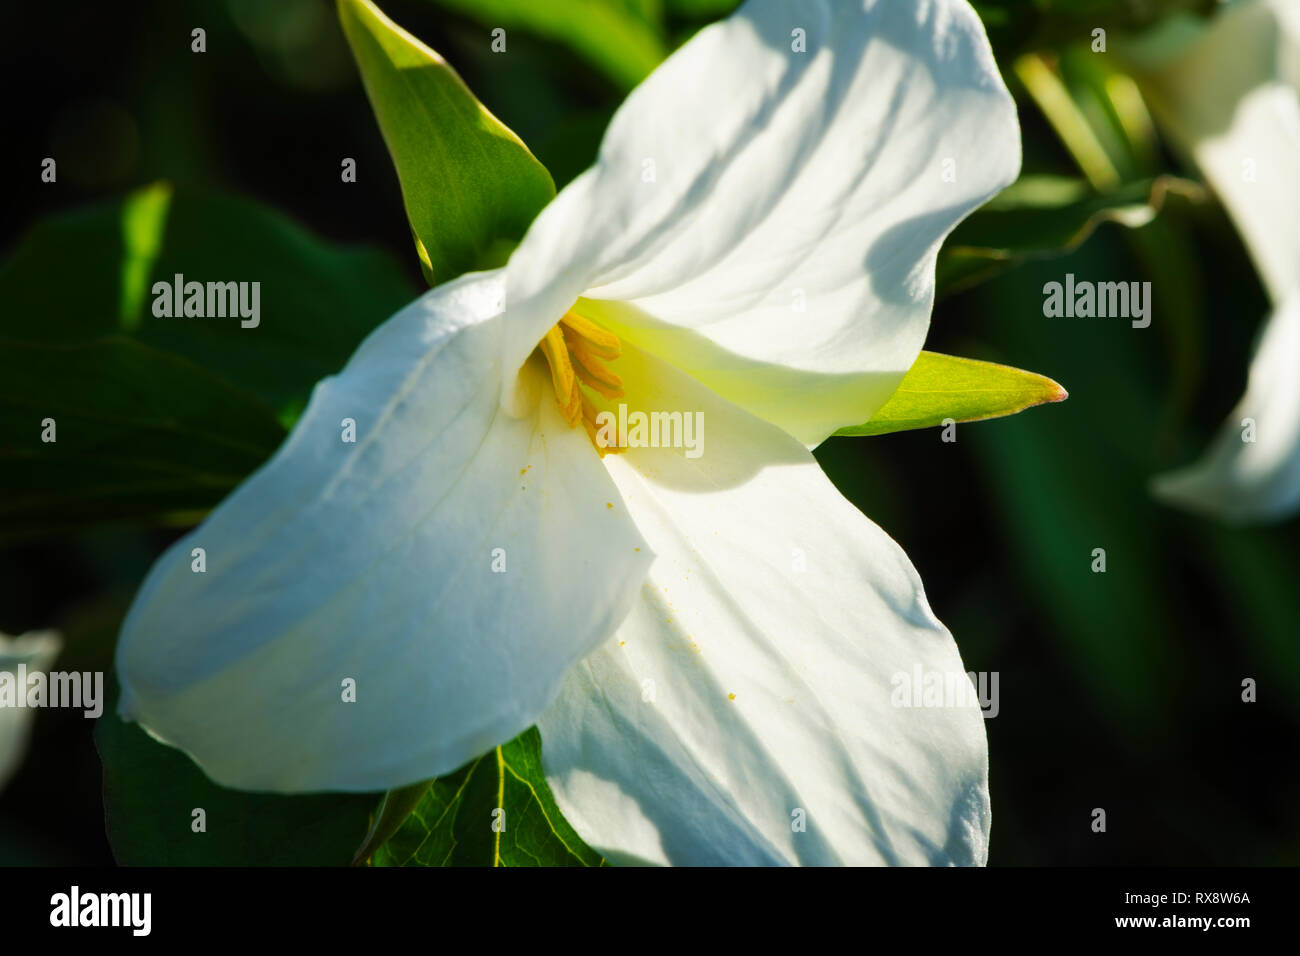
xmin=350 ymin=779 xmax=434 ymax=866
xmin=370 ymin=728 xmax=603 ymax=867
xmin=0 ymin=339 xmax=284 ymax=541
xmin=1 ymin=183 xmax=416 ymax=418
xmin=96 ymin=688 xmax=378 ymax=866
xmin=0 ymin=184 xmax=416 ymax=539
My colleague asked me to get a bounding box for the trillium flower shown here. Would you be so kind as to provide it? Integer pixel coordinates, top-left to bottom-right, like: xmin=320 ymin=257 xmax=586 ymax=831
xmin=0 ymin=630 xmax=61 ymax=793
xmin=1128 ymin=0 xmax=1300 ymax=522
xmin=117 ymin=0 xmax=1019 ymax=864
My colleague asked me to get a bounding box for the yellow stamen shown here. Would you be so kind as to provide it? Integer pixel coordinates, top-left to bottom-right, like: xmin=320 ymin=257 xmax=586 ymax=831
xmin=535 ymin=308 xmax=626 ymax=454
xmin=559 ymin=310 xmax=621 ymax=360
xmin=579 ymin=392 xmax=621 ymax=458
xmin=571 ymin=351 xmax=624 ymax=399
xmin=538 ymin=326 xmax=581 ymax=425
xmin=581 ymin=418 xmax=608 ymax=456
xmin=562 ymin=376 xmax=583 ymax=425
xmin=579 ymin=389 xmax=602 ymax=427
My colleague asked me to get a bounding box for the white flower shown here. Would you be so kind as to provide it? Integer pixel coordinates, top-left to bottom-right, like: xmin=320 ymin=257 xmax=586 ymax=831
xmin=1130 ymin=0 xmax=1300 ymax=522
xmin=0 ymin=630 xmax=61 ymax=793
xmin=116 ymin=0 xmax=1019 ymax=865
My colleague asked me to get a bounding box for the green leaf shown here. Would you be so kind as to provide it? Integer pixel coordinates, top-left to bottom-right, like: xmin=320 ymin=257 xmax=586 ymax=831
xmin=0 ymin=339 xmax=284 ymax=541
xmin=428 ymin=0 xmax=669 ymax=91
xmin=835 ymin=350 xmax=1067 ymax=438
xmin=0 ymin=182 xmax=416 ymax=418
xmin=100 ymin=701 xmax=602 ymax=866
xmin=350 ymin=778 xmax=433 ymax=866
xmin=0 ymin=183 xmax=416 ymax=539
xmin=936 ymin=174 xmax=1204 ymax=298
xmin=370 ymin=727 xmax=604 ymax=867
xmin=338 ymin=0 xmax=556 ymax=283
xmin=96 ymin=687 xmax=378 ymax=866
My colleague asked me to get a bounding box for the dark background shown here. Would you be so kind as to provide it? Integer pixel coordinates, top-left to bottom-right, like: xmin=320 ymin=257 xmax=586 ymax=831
xmin=1 ymin=0 xmax=1295 ymax=865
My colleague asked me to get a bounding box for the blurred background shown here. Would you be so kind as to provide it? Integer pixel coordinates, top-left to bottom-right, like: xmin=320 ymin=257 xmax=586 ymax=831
xmin=1 ymin=0 xmax=1296 ymax=865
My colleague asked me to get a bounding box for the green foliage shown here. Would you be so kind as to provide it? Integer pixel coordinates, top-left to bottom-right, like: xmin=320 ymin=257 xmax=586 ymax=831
xmin=96 ymin=689 xmax=378 ymax=866
xmin=99 ymin=683 xmax=597 ymax=866
xmin=0 ymin=339 xmax=283 ymax=542
xmin=370 ymin=729 xmax=603 ymax=867
xmin=664 ymin=0 xmax=737 ymax=15
xmin=339 ymin=0 xmax=556 ymax=284
xmin=426 ymin=0 xmax=669 ymax=90
xmin=0 ymin=183 xmax=415 ymax=540
xmin=972 ymin=0 xmax=1213 ymax=60
xmin=937 ymin=175 xmax=1201 ymax=298
xmin=98 ymin=665 xmax=597 ymax=865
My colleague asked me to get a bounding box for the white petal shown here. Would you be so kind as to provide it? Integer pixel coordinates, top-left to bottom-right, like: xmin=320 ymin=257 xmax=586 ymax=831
xmin=1127 ymin=1 xmax=1300 ymax=521
xmin=1154 ymin=298 xmax=1300 ymax=522
xmin=0 ymin=630 xmax=62 ymax=793
xmin=537 ymin=347 xmax=989 ymax=865
xmin=505 ymin=0 xmax=1020 ymax=445
xmin=116 ymin=272 xmax=651 ymax=793
xmin=1126 ymin=0 xmax=1300 ymax=304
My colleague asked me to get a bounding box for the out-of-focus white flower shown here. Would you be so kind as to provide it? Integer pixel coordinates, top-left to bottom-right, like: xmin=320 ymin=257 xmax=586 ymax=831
xmin=1129 ymin=0 xmax=1300 ymax=522
xmin=0 ymin=630 xmax=62 ymax=793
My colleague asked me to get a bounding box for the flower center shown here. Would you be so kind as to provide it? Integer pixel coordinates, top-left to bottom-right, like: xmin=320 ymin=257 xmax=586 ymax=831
xmin=537 ymin=310 xmax=626 ymax=456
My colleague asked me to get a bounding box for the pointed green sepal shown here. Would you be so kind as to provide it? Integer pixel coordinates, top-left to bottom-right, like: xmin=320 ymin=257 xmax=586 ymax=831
xmin=338 ymin=0 xmax=555 ymax=283
xmin=835 ymin=351 xmax=1068 ymax=437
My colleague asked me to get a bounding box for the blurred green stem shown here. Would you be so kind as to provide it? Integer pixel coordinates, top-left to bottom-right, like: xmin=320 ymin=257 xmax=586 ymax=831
xmin=1015 ymin=53 xmax=1120 ymax=191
